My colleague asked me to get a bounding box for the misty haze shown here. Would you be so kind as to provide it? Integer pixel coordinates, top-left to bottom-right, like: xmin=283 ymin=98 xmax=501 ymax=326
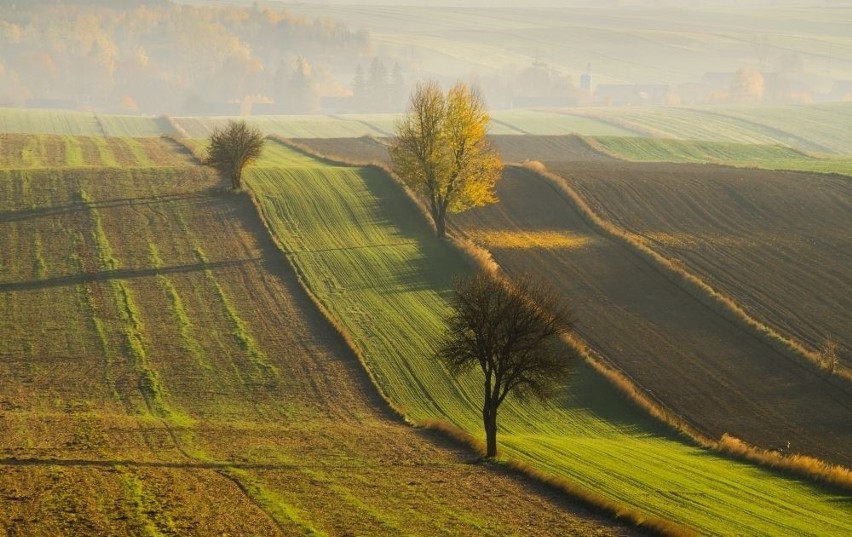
xmin=1 ymin=0 xmax=850 ymax=114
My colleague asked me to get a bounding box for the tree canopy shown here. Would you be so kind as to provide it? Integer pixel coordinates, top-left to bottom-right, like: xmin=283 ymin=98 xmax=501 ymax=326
xmin=390 ymin=80 xmax=502 ymax=239
xmin=205 ymin=120 xmax=265 ymax=190
xmin=437 ymin=271 xmax=574 ymax=458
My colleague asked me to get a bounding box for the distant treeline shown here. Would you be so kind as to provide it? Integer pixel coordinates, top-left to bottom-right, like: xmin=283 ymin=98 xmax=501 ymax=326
xmin=0 ymin=0 xmax=405 ymax=115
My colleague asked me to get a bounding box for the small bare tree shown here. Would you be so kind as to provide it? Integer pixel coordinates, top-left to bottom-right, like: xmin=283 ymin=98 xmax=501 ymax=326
xmin=205 ymin=120 xmax=265 ymax=190
xmin=437 ymin=270 xmax=574 ymax=458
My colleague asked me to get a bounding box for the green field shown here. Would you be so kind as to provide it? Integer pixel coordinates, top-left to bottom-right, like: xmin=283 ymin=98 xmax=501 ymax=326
xmin=571 ymin=104 xmax=852 ymax=154
xmin=702 ymin=103 xmax=852 ymax=155
xmin=246 ymin=141 xmax=852 ymax=536
xmin=583 ymin=136 xmax=852 ymax=175
xmin=0 ymin=108 xmax=174 ymax=138
xmin=172 ymin=115 xmax=390 ymax=139
xmin=0 ymin=134 xmax=194 ymax=169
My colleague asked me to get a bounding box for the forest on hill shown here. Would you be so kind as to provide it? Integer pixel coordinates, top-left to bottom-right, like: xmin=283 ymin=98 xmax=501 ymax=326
xmin=0 ymin=0 xmax=408 ymax=115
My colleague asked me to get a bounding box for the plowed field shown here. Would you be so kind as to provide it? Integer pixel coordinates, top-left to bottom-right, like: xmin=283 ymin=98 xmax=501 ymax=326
xmin=0 ymin=148 xmax=633 ymax=535
xmin=452 ymin=167 xmax=852 ymax=467
xmin=549 ymin=161 xmax=852 ymax=369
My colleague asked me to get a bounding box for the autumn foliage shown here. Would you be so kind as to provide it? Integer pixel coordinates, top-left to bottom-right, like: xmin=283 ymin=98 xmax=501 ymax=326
xmin=390 ymin=81 xmax=503 ymax=238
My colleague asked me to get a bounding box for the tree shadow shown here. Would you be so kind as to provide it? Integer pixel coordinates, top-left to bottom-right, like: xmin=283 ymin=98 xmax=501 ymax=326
xmin=0 ymin=258 xmax=262 ymax=293
xmin=0 ymin=191 xmax=215 ymax=224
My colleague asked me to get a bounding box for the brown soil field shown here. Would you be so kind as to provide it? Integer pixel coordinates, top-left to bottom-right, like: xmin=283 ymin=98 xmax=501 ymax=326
xmin=0 ymin=163 xmax=635 ymax=535
xmin=292 ymin=136 xmax=390 ymax=163
xmin=451 ymin=167 xmax=852 ymax=468
xmin=548 ymin=161 xmax=852 ymax=368
xmin=492 ymin=135 xmax=616 ymax=163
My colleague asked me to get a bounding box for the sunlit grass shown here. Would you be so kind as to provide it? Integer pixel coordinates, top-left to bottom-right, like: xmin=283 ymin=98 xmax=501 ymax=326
xmin=467 ymin=230 xmax=593 ymax=250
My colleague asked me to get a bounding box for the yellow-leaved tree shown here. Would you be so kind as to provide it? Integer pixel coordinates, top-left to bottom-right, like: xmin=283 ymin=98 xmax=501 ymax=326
xmin=390 ymin=81 xmax=502 ymax=238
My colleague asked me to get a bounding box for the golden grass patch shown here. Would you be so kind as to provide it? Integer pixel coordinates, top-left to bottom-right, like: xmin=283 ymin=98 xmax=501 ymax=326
xmin=469 ymin=230 xmax=593 ymax=250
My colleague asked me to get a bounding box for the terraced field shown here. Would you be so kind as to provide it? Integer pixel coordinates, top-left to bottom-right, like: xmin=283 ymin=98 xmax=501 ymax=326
xmin=245 ymin=141 xmax=852 ymax=535
xmin=172 ymin=116 xmax=389 ymax=139
xmin=699 ymin=103 xmax=852 ymax=155
xmin=0 ymin=139 xmax=636 ymax=535
xmin=548 ymin=160 xmax=852 ymax=369
xmin=582 ymin=136 xmax=852 ymax=175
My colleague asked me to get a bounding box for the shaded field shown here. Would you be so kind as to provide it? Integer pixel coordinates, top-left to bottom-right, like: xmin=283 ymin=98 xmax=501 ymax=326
xmin=0 ymin=134 xmax=195 ymax=169
xmin=452 ymin=167 xmax=852 ymax=468
xmin=291 ymin=136 xmax=391 ymax=164
xmin=0 ymin=163 xmax=632 ymax=535
xmin=290 ymin=134 xmax=611 ymax=165
xmin=492 ymin=135 xmax=616 ymax=163
xmin=245 ymin=141 xmax=852 ymax=535
xmin=548 ymin=160 xmax=852 ymax=369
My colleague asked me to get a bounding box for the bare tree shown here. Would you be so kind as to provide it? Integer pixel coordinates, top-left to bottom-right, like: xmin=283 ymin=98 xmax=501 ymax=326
xmin=437 ymin=270 xmax=574 ymax=458
xmin=205 ymin=120 xmax=265 ymax=190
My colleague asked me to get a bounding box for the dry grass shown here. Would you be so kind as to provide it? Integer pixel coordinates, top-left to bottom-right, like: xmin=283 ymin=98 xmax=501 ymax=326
xmin=466 ymin=230 xmax=592 ymax=250
xmin=718 ymin=434 xmax=852 ymax=490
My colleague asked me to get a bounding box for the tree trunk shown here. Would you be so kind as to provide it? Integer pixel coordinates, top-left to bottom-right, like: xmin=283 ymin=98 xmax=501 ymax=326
xmin=483 ymin=403 xmax=498 ymax=458
xmin=435 ymin=214 xmax=446 ymax=239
